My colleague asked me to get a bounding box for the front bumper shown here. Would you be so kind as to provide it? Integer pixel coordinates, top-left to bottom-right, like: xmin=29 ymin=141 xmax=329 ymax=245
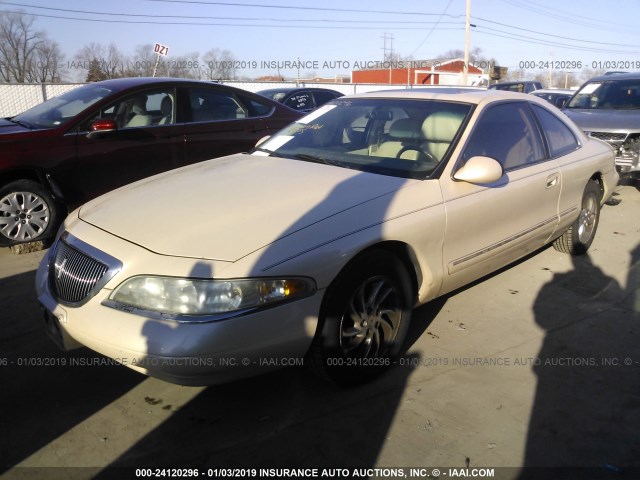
xmin=35 ymin=232 xmax=323 ymax=386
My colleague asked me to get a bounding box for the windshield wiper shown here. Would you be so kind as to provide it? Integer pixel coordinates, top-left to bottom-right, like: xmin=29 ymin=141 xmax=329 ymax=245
xmin=251 ymin=146 xmax=287 ymax=158
xmin=7 ymin=117 xmax=34 ymax=129
xmin=293 ymin=153 xmax=352 ymax=169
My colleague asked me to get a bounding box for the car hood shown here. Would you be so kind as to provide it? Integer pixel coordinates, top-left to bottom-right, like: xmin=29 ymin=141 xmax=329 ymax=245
xmin=78 ymin=153 xmax=408 ymax=261
xmin=563 ymin=108 xmax=640 ymax=132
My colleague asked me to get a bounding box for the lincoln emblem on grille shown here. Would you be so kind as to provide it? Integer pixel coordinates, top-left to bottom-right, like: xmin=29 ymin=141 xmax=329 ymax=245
xmin=55 ymin=257 xmax=67 ymax=280
xmin=49 ymin=233 xmax=122 ymax=307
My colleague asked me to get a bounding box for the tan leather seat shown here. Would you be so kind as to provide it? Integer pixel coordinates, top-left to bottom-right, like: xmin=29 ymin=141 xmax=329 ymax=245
xmin=125 ymin=96 xmax=152 ymax=128
xmin=158 ymin=96 xmax=173 ymax=125
xmin=421 ymin=111 xmax=465 ymax=161
xmin=371 ymin=118 xmax=425 ymax=160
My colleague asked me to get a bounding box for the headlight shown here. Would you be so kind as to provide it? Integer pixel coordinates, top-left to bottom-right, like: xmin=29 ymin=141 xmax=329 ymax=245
xmin=106 ymin=276 xmax=315 ymax=321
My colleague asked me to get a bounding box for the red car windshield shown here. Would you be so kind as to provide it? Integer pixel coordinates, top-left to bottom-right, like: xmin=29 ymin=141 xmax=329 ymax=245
xmin=12 ymin=84 xmax=115 ymax=129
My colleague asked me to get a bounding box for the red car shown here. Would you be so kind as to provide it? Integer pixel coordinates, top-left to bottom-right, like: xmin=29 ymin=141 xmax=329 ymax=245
xmin=0 ymin=77 xmax=301 ymax=246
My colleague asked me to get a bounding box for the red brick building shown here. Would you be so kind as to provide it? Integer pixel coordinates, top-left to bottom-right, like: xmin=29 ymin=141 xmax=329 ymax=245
xmin=351 ymin=58 xmax=485 ymax=86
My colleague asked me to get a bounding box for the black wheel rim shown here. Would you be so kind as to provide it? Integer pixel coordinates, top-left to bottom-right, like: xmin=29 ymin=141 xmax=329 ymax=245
xmin=339 ymin=275 xmax=402 ymax=358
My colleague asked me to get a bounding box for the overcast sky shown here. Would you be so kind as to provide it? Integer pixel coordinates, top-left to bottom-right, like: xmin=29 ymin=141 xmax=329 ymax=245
xmin=2 ymin=0 xmax=639 ymax=79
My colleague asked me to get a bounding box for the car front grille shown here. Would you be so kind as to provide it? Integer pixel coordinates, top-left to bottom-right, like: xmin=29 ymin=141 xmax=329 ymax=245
xmin=587 ymin=131 xmax=628 ymax=143
xmin=49 ymin=235 xmax=120 ymax=306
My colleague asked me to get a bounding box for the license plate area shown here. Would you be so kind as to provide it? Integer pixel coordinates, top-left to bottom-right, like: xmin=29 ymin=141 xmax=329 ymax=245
xmin=43 ymin=308 xmax=65 ymax=349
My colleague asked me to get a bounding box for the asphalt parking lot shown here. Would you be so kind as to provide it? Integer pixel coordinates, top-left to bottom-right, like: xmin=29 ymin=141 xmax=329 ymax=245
xmin=0 ymin=186 xmax=638 ymax=480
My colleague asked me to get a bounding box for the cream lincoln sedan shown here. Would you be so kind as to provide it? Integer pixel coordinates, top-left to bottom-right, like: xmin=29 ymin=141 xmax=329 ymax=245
xmin=36 ymin=89 xmax=618 ymax=386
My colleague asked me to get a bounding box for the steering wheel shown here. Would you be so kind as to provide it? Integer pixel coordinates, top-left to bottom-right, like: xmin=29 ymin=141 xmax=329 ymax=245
xmin=396 ymin=146 xmax=437 ymax=163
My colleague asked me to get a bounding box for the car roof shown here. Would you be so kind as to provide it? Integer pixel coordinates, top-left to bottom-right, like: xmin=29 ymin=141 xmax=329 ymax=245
xmin=345 ymin=88 xmax=543 ymax=106
xmin=257 ymin=87 xmax=342 ymax=94
xmin=583 ymin=71 xmax=640 ymax=82
xmin=488 ymin=80 xmax=541 ymax=87
xmin=87 ymin=77 xmax=251 ymax=94
xmin=532 ymin=89 xmax=574 ymax=94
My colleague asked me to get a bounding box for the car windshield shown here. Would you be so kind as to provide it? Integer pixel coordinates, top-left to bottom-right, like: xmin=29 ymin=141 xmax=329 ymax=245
xmin=566 ymin=79 xmax=640 ymax=110
xmin=252 ymin=98 xmax=472 ymax=179
xmin=11 ymin=84 xmax=115 ymax=129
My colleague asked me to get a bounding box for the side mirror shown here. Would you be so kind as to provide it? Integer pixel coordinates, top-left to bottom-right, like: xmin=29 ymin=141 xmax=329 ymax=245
xmin=86 ymin=119 xmax=117 ymax=139
xmin=454 ymin=156 xmax=504 ymax=184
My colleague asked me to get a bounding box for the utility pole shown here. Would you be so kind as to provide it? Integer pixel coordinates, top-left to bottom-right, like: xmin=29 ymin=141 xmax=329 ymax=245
xmin=382 ymin=33 xmax=395 ymax=83
xmin=463 ymin=0 xmax=471 ymax=85
xmin=381 ymin=32 xmax=395 ymax=62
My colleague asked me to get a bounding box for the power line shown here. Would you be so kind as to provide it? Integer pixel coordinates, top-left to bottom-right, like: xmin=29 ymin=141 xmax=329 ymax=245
xmin=473 ymin=27 xmax=640 ymax=56
xmin=499 ymin=0 xmax=635 ymax=33
xmin=409 ymin=0 xmax=455 ymax=57
xmin=0 ymin=9 xmax=465 ymax=30
xmin=141 ymin=0 xmax=466 ymax=17
xmin=0 ymin=2 xmax=465 ymax=25
xmin=473 ymin=16 xmax=640 ymax=49
xmin=3 ymin=1 xmax=638 ymax=56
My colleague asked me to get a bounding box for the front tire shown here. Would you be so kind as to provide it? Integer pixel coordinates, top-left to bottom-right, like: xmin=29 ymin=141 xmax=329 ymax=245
xmin=552 ymin=179 xmax=601 ymax=255
xmin=308 ymin=250 xmax=413 ymax=386
xmin=0 ymin=180 xmax=60 ymax=247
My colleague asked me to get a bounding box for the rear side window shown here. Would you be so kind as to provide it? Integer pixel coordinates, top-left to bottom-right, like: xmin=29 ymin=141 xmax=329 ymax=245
xmin=532 ymin=104 xmax=580 ymax=158
xmin=313 ymin=90 xmax=341 ymax=106
xmin=284 ymin=92 xmax=312 ymax=110
xmin=237 ymin=94 xmax=273 ymax=117
xmin=188 ymin=88 xmax=246 ymax=122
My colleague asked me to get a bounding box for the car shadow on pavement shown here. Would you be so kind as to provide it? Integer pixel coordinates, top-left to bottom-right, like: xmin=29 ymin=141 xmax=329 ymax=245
xmin=520 ymin=246 xmax=640 ymax=477
xmin=94 ymin=298 xmax=443 ymax=472
xmin=0 ymin=269 xmax=145 ymax=473
xmin=96 ymin=355 xmax=420 ymax=472
xmin=96 ymin=169 xmax=442 ymax=473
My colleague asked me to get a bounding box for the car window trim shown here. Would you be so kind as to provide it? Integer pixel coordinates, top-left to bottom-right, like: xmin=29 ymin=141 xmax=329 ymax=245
xmin=454 ymin=100 xmax=551 ymax=177
xmin=529 ymin=102 xmax=582 ymax=160
xmin=70 ymin=86 xmax=179 ymax=134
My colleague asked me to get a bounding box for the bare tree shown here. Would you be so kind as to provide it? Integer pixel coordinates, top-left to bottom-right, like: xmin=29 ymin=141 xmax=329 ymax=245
xmin=202 ymin=48 xmax=237 ymax=80
xmin=163 ymin=51 xmax=200 ymax=79
xmin=29 ymin=38 xmax=65 ymax=82
xmin=76 ymin=42 xmax=127 ymax=81
xmin=437 ymin=47 xmax=486 ymax=63
xmin=125 ymin=44 xmax=157 ymax=77
xmin=0 ymin=11 xmax=44 ymax=82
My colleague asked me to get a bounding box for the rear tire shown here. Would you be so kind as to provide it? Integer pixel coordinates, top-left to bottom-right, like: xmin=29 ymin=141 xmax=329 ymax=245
xmin=552 ymin=180 xmax=601 ymax=255
xmin=0 ymin=180 xmax=60 ymax=247
xmin=308 ymin=250 xmax=413 ymax=386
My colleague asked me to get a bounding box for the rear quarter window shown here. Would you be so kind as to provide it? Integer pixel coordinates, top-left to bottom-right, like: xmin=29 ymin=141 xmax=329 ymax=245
xmin=532 ymin=104 xmax=580 ymax=158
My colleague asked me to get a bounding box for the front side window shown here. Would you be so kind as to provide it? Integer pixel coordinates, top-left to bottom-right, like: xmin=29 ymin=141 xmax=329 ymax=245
xmin=462 ymin=102 xmax=546 ymax=171
xmin=253 ymin=98 xmax=472 ymax=179
xmin=532 ymin=104 xmax=579 ymax=158
xmin=82 ymin=88 xmax=176 ymax=130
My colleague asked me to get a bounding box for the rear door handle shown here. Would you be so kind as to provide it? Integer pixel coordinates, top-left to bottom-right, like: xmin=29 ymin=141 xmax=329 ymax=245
xmin=546 ymin=173 xmax=559 ymax=188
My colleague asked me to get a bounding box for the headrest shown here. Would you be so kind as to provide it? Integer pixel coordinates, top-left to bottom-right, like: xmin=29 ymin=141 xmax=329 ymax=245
xmin=388 ymin=118 xmax=422 ymax=141
xmin=422 ymin=111 xmax=465 ymax=143
xmin=161 ymin=96 xmax=173 ymax=115
xmin=131 ymin=96 xmax=147 ymax=115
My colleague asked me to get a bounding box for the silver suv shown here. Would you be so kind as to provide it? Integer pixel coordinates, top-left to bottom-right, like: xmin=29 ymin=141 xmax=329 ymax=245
xmin=563 ymin=72 xmax=640 ymax=184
